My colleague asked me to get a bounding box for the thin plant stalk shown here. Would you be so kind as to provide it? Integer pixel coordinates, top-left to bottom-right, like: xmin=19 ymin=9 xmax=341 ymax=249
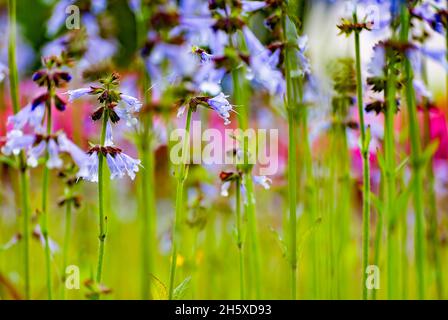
xmin=421 ymin=69 xmax=443 ymax=299
xmin=168 ymin=107 xmax=193 ymax=300
xmin=353 ymin=11 xmax=371 ymax=300
xmin=135 ymin=4 xmax=157 ymax=299
xmin=62 ymin=192 xmax=72 ymax=298
xmin=282 ymin=15 xmax=299 ymax=300
xmin=42 ymin=91 xmax=54 ymax=300
xmin=8 ymin=0 xmax=31 ymax=300
xmin=384 ymin=58 xmax=399 ymax=299
xmin=96 ymin=110 xmax=109 ymax=287
xmin=230 ymin=35 xmax=261 ymax=298
xmin=401 ymin=6 xmax=426 ymax=299
xmin=235 ymin=177 xmax=245 ymax=299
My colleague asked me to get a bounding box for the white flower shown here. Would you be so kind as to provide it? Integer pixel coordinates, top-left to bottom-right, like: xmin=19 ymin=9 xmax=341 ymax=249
xmin=106 ymin=152 xmax=141 ymax=180
xmin=120 ymin=94 xmax=143 ymax=113
xmin=78 ymin=152 xmax=99 ymax=182
xmin=47 ymin=139 xmax=63 ymax=169
xmin=65 ymin=88 xmax=92 ymax=102
xmin=1 ymin=130 xmax=35 ymax=156
xmin=253 ymin=175 xmax=272 ymax=190
xmin=27 ymin=140 xmax=47 ymax=168
xmin=115 ymin=94 xmax=142 ymax=127
xmin=220 ymin=181 xmax=231 ymax=197
xmin=207 ymin=92 xmax=233 ymax=125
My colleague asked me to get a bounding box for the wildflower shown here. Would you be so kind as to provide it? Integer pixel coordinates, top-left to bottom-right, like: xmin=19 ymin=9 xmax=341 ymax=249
xmin=207 ymin=93 xmax=233 ymax=125
xmin=7 ymin=103 xmax=45 ymax=130
xmin=66 ymin=88 xmax=93 ymax=102
xmin=1 ymin=130 xmax=35 ymax=156
xmin=241 ymin=0 xmax=267 ymax=13
xmin=79 ymin=144 xmax=141 ymax=182
xmin=1 ymin=130 xmax=87 ymax=170
xmin=253 ymin=175 xmax=272 ymax=189
xmin=292 ymin=35 xmax=312 ymax=77
xmin=192 ymin=46 xmax=214 ymax=63
xmin=242 ymin=26 xmax=285 ymax=94
xmin=194 ymin=62 xmax=226 ymax=95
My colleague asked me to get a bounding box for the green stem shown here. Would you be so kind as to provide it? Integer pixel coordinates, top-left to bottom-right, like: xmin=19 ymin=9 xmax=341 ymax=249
xmin=288 ymin=111 xmax=297 ymax=300
xmin=384 ymin=57 xmax=399 ymax=299
xmin=282 ymin=15 xmax=299 ymax=300
xmin=235 ymin=177 xmax=245 ymax=299
xmin=62 ymin=195 xmax=72 ymax=298
xmin=353 ymin=11 xmax=371 ymax=300
xmin=137 ymin=7 xmax=156 ymax=299
xmin=229 ymin=29 xmax=260 ymax=298
xmin=401 ymin=6 xmax=425 ymax=299
xmin=42 ymin=95 xmax=53 ymax=300
xmin=8 ymin=0 xmax=31 ymax=300
xmin=168 ymin=107 xmax=192 ymax=300
xmin=8 ymin=0 xmax=19 ymax=114
xmin=96 ymin=111 xmax=109 ymax=288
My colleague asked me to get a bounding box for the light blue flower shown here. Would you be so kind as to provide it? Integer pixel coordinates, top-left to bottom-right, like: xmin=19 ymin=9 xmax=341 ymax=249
xmin=66 ymin=88 xmax=93 ymax=102
xmin=207 ymin=92 xmax=234 ymax=125
xmin=1 ymin=130 xmax=35 ymax=156
xmin=7 ymin=103 xmax=45 ymax=130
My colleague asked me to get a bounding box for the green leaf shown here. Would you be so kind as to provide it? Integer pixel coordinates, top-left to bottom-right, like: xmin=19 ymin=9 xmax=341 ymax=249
xmin=395 ymin=157 xmax=409 ymax=174
xmin=421 ymin=140 xmax=439 ymax=166
xmin=149 ymin=274 xmax=168 ymax=300
xmin=370 ymin=191 xmax=383 ymax=213
xmin=0 ymin=156 xmax=17 ymax=168
xmin=270 ymin=227 xmax=287 ymax=258
xmin=173 ymin=276 xmax=192 ymax=300
xmin=376 ymin=149 xmax=385 ymax=173
xmin=297 ymin=217 xmax=322 ymax=260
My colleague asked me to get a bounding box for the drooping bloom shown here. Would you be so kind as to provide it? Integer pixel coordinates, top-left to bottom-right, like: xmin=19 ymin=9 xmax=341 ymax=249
xmin=7 ymin=103 xmax=46 ymax=130
xmin=242 ymin=26 xmax=285 ymax=95
xmin=79 ymin=143 xmax=141 ymax=182
xmin=207 ymin=93 xmax=234 ymax=125
xmin=1 ymin=130 xmax=87 ymax=170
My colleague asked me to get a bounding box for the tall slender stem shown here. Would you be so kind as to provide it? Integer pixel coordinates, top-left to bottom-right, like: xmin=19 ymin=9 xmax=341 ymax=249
xmin=282 ymin=15 xmax=299 ymax=300
xmin=229 ymin=31 xmax=260 ymax=299
xmin=136 ymin=4 xmax=156 ymax=300
xmin=401 ymin=6 xmax=425 ymax=299
xmin=385 ymin=58 xmax=399 ymax=299
xmin=353 ymin=11 xmax=371 ymax=300
xmin=235 ymin=177 xmax=245 ymax=299
xmin=168 ymin=107 xmax=192 ymax=300
xmin=62 ymin=194 xmax=72 ymax=298
xmin=8 ymin=0 xmax=31 ymax=300
xmin=96 ymin=111 xmax=109 ymax=287
xmin=42 ymin=94 xmax=53 ymax=300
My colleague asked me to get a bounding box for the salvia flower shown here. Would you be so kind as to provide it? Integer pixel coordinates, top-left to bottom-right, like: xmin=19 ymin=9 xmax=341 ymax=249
xmin=241 ymin=0 xmax=267 ymax=13
xmin=1 ymin=130 xmax=87 ymax=170
xmin=7 ymin=103 xmax=46 ymax=130
xmin=79 ymin=143 xmax=141 ymax=182
xmin=207 ymin=93 xmax=234 ymax=125
xmin=242 ymin=26 xmax=285 ymax=94
xmin=66 ymin=88 xmax=94 ymax=102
